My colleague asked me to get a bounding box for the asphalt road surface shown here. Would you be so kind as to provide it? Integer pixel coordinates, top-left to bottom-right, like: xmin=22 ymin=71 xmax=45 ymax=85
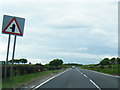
xmin=34 ymin=67 xmax=119 ymax=90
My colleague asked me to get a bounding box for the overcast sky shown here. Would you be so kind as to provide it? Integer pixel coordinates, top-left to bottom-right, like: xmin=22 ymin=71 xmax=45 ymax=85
xmin=0 ymin=0 xmax=118 ymax=65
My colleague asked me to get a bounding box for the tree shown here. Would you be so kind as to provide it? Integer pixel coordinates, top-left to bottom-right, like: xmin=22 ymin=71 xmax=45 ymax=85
xmin=116 ymin=57 xmax=120 ymax=64
xmin=0 ymin=61 xmax=5 ymax=65
xmin=14 ymin=59 xmax=21 ymax=64
xmin=8 ymin=60 xmax=12 ymax=64
xmin=100 ymin=58 xmax=110 ymax=65
xmin=29 ymin=62 xmax=32 ymax=65
xmin=109 ymin=57 xmax=116 ymax=65
xmin=36 ymin=63 xmax=43 ymax=66
xmin=9 ymin=59 xmax=21 ymax=64
xmin=20 ymin=58 xmax=27 ymax=64
xmin=49 ymin=59 xmax=63 ymax=67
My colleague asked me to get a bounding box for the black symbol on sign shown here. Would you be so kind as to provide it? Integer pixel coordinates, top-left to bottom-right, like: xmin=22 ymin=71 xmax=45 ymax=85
xmin=10 ymin=24 xmax=15 ymax=32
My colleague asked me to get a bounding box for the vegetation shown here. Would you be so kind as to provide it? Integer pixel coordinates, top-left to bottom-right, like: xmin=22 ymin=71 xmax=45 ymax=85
xmin=8 ymin=58 xmax=28 ymax=64
xmin=99 ymin=57 xmax=120 ymax=65
xmin=49 ymin=59 xmax=63 ymax=68
xmin=2 ymin=57 xmax=119 ymax=88
xmin=2 ymin=69 xmax=66 ymax=88
xmin=2 ymin=58 xmax=70 ymax=88
xmin=100 ymin=58 xmax=110 ymax=65
xmin=81 ymin=57 xmax=120 ymax=76
xmin=2 ymin=58 xmax=65 ymax=79
xmin=2 ymin=64 xmax=45 ymax=79
xmin=0 ymin=61 xmax=5 ymax=65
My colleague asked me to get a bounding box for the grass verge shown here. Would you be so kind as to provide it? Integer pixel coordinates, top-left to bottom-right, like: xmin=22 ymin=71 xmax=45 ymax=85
xmin=80 ymin=64 xmax=120 ymax=76
xmin=2 ymin=69 xmax=66 ymax=88
xmin=85 ymin=68 xmax=119 ymax=75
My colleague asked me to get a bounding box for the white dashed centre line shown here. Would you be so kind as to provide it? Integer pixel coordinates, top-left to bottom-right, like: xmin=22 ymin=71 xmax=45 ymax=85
xmin=90 ymin=79 xmax=101 ymax=90
xmin=76 ymin=68 xmax=101 ymax=90
xmin=84 ymin=74 xmax=88 ymax=78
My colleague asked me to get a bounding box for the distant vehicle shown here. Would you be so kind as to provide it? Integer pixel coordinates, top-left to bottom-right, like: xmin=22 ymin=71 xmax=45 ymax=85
xmin=72 ymin=66 xmax=75 ymax=69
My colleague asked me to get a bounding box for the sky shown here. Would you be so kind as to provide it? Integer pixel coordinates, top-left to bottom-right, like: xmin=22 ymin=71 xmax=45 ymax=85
xmin=0 ymin=0 xmax=119 ymax=65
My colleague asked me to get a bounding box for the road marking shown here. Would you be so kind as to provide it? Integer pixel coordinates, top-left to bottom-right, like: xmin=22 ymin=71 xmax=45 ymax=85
xmin=90 ymin=79 xmax=101 ymax=90
xmin=76 ymin=68 xmax=101 ymax=90
xmin=32 ymin=69 xmax=70 ymax=90
xmin=76 ymin=68 xmax=88 ymax=77
xmin=76 ymin=68 xmax=83 ymax=74
xmin=84 ymin=74 xmax=88 ymax=78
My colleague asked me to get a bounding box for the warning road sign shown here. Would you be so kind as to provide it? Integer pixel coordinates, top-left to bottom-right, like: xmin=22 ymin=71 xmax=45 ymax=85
xmin=2 ymin=15 xmax=25 ymax=36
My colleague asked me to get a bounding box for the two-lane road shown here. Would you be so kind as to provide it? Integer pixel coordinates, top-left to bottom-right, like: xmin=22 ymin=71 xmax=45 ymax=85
xmin=34 ymin=67 xmax=119 ymax=90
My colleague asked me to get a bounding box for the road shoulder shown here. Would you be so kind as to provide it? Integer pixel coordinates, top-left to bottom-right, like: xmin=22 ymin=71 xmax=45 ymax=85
xmin=14 ymin=69 xmax=69 ymax=89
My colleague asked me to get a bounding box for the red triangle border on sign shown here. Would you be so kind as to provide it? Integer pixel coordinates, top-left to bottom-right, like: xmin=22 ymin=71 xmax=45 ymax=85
xmin=3 ymin=18 xmax=23 ymax=36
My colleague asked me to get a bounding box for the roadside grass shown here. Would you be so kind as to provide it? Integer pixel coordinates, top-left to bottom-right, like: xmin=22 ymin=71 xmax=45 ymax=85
xmin=80 ymin=64 xmax=120 ymax=76
xmin=85 ymin=68 xmax=119 ymax=75
xmin=2 ymin=69 xmax=66 ymax=88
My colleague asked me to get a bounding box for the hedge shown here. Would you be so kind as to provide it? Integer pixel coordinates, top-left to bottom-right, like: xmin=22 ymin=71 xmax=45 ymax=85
xmin=2 ymin=65 xmax=45 ymax=79
xmin=2 ymin=64 xmax=65 ymax=79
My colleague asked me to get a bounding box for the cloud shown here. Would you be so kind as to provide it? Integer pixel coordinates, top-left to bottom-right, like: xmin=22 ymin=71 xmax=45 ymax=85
xmin=90 ymin=28 xmax=108 ymax=36
xmin=53 ymin=51 xmax=113 ymax=59
xmin=19 ymin=51 xmax=116 ymax=64
xmin=78 ymin=47 xmax=88 ymax=51
xmin=89 ymin=28 xmax=118 ymax=49
xmin=38 ymin=51 xmax=116 ymax=64
xmin=44 ymin=16 xmax=92 ymax=29
xmin=28 ymin=58 xmax=51 ymax=65
xmin=0 ymin=0 xmax=118 ymax=65
xmin=1 ymin=0 xmax=118 ymax=3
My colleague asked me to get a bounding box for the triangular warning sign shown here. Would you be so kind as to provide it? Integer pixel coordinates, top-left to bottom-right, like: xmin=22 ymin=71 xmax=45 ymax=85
xmin=2 ymin=18 xmax=23 ymax=36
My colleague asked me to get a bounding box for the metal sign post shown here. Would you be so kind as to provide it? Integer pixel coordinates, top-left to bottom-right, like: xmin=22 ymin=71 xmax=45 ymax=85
xmin=10 ymin=35 xmax=17 ymax=77
xmin=12 ymin=36 xmax=17 ymax=65
xmin=4 ymin=34 xmax=11 ymax=78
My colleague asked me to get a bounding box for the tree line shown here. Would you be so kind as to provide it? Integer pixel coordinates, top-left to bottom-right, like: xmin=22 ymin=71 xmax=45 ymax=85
xmin=1 ymin=58 xmax=63 ymax=67
xmin=1 ymin=58 xmax=28 ymax=65
xmin=2 ymin=58 xmax=64 ymax=79
xmin=99 ymin=57 xmax=120 ymax=65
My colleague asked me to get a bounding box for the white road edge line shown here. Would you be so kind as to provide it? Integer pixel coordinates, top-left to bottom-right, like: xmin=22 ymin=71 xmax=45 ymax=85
xmin=32 ymin=69 xmax=70 ymax=90
xmin=90 ymin=79 xmax=101 ymax=90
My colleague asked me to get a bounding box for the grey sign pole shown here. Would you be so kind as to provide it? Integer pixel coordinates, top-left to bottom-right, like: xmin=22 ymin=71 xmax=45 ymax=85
xmin=12 ymin=35 xmax=17 ymax=65
xmin=4 ymin=34 xmax=11 ymax=78
xmin=10 ymin=35 xmax=17 ymax=77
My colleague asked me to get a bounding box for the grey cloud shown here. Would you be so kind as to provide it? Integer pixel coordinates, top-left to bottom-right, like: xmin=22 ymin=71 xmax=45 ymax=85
xmin=48 ymin=23 xmax=90 ymax=29
xmin=0 ymin=1 xmax=118 ymax=65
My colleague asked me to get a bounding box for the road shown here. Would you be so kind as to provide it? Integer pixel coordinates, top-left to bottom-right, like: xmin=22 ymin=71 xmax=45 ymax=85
xmin=34 ymin=67 xmax=119 ymax=90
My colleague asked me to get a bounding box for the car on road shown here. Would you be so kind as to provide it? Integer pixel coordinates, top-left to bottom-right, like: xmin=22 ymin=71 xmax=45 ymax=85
xmin=72 ymin=66 xmax=75 ymax=69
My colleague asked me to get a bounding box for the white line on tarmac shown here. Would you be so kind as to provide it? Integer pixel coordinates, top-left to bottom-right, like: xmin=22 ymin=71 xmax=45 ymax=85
xmin=90 ymin=79 xmax=101 ymax=90
xmin=32 ymin=69 xmax=70 ymax=90
xmin=84 ymin=74 xmax=88 ymax=78
xmin=76 ymin=68 xmax=83 ymax=74
xmin=76 ymin=68 xmax=101 ymax=90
